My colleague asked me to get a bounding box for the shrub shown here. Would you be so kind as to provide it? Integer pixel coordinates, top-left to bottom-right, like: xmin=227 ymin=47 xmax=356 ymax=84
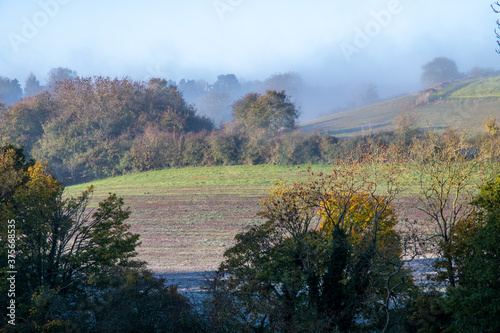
xmin=242 ymin=129 xmax=275 ymax=165
xmin=273 ymin=131 xmax=322 ymax=165
xmin=182 ymin=132 xmax=211 ymax=166
xmin=208 ymin=130 xmax=243 ymax=165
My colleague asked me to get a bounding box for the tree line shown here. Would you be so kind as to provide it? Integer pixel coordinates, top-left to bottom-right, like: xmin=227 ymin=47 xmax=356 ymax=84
xmin=3 ymin=71 xmax=500 ymax=186
xmin=1 ymin=74 xmax=392 ymax=185
xmin=203 ymin=128 xmax=500 ymax=332
xmin=0 ymin=145 xmax=202 ymax=332
xmin=1 ymin=128 xmax=499 ymax=331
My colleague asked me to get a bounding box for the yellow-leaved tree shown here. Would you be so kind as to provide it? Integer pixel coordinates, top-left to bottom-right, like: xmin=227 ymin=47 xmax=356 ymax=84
xmin=0 ymin=145 xmax=201 ymax=332
xmin=318 ymin=191 xmax=400 ymax=258
xmin=206 ymin=145 xmax=415 ymax=332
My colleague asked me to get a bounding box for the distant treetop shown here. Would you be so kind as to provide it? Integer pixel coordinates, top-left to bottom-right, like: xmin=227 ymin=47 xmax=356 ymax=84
xmin=421 ymin=57 xmax=461 ymax=87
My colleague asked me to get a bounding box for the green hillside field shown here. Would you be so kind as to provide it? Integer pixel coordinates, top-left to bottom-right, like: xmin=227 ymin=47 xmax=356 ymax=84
xmin=65 ymin=164 xmax=331 ymax=273
xmin=62 ymin=78 xmax=500 ymax=275
xmin=64 ymin=162 xmax=489 ymax=274
xmin=300 ymin=77 xmax=500 ymax=136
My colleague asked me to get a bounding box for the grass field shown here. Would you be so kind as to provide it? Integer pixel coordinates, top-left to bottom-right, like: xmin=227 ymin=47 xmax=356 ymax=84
xmin=300 ymin=76 xmax=500 ymax=136
xmin=65 ymin=161 xmax=492 ymax=275
xmin=431 ymin=77 xmax=500 ymax=100
xmin=300 ymin=95 xmax=416 ymax=136
xmin=65 ymin=164 xmax=336 ymax=273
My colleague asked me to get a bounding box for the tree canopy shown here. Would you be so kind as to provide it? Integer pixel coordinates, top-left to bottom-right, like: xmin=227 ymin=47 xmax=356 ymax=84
xmin=205 ymin=151 xmax=413 ymax=332
xmin=232 ymin=90 xmax=300 ymax=133
xmin=421 ymin=57 xmax=461 ymax=87
xmin=443 ymin=175 xmax=500 ymax=332
xmin=0 ymin=145 xmax=201 ymax=331
xmin=0 ymin=77 xmax=213 ymax=183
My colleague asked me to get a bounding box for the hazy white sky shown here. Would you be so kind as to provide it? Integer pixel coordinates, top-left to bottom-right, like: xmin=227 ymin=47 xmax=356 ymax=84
xmin=1 ymin=0 xmax=499 ymax=95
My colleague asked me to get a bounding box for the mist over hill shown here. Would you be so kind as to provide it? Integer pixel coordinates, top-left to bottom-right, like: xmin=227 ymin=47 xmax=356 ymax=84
xmin=301 ymin=76 xmax=500 ymax=136
xmin=2 ymin=1 xmax=500 ymax=122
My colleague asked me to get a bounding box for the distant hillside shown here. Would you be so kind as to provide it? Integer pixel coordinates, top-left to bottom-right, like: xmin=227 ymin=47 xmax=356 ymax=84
xmin=300 ymin=77 xmax=500 ymax=136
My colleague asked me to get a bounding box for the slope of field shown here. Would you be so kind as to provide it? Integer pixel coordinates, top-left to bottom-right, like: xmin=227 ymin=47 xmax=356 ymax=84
xmin=300 ymin=96 xmax=416 ymax=135
xmin=64 ymin=161 xmax=491 ymax=283
xmin=301 ymin=77 xmax=500 ymax=136
xmin=430 ymin=77 xmax=500 ymax=100
xmin=65 ymin=164 xmax=331 ymax=273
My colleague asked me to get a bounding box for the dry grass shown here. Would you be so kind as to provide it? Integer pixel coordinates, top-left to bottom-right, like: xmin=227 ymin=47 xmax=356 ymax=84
xmin=300 ymin=77 xmax=500 ymax=137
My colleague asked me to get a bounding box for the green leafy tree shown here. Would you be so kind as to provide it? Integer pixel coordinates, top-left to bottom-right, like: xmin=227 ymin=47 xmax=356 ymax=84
xmin=0 ymin=145 xmax=200 ymax=331
xmin=241 ymin=128 xmax=275 ymax=165
xmin=443 ymin=175 xmax=500 ymax=332
xmin=232 ymin=90 xmax=299 ymax=133
xmin=0 ymin=146 xmax=139 ymax=328
xmin=207 ymin=129 xmax=242 ymax=165
xmin=272 ymin=131 xmax=322 ymax=165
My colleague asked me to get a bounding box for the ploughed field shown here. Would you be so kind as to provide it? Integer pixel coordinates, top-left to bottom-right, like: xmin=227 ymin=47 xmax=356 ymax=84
xmin=64 ymin=163 xmax=477 ymax=275
xmin=65 ymin=165 xmax=320 ymax=273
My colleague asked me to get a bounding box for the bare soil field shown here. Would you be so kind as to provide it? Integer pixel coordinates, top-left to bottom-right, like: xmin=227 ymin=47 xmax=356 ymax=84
xmin=126 ymin=185 xmax=265 ymax=273
xmin=64 ymin=164 xmax=482 ymax=293
xmin=64 ymin=165 xmax=316 ymax=274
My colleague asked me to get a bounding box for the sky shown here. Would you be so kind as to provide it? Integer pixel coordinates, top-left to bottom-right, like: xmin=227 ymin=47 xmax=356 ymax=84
xmin=1 ymin=0 xmax=499 ymax=116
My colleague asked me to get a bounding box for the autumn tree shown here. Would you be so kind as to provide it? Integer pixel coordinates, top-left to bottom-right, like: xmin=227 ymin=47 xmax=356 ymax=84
xmin=392 ymin=108 xmax=421 ymax=149
xmin=0 ymin=145 xmax=137 ymax=328
xmin=0 ymin=92 xmax=54 ymax=156
xmin=205 ymin=147 xmax=413 ymax=332
xmin=483 ymin=115 xmax=499 ymax=137
xmin=0 ymin=145 xmax=200 ymax=331
xmin=480 ymin=115 xmax=500 ymax=164
xmin=15 ymin=77 xmax=214 ymax=182
xmin=411 ymin=129 xmax=489 ymax=287
xmin=232 ymin=90 xmax=299 ymax=133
